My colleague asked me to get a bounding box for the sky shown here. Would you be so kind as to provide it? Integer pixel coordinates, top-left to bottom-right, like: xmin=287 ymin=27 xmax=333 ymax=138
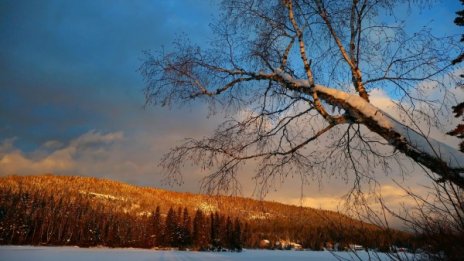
xmin=1 ymin=0 xmax=463 ymax=213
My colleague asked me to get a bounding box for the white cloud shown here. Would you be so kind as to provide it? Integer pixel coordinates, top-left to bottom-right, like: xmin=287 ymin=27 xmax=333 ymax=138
xmin=41 ymin=140 xmax=63 ymax=150
xmin=0 ymin=127 xmax=211 ymax=190
xmin=275 ymin=184 xmax=414 ymax=211
xmin=0 ymin=130 xmax=124 ymax=176
xmin=70 ymin=130 xmax=123 ymax=147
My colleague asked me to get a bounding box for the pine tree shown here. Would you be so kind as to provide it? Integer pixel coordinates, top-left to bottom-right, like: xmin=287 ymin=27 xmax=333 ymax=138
xmin=225 ymin=217 xmax=233 ymax=249
xmin=210 ymin=212 xmax=219 ymax=248
xmin=216 ymin=213 xmax=226 ymax=248
xmin=241 ymin=222 xmax=252 ymax=248
xmin=175 ymin=207 xmax=183 ymax=246
xmin=233 ymin=218 xmax=242 ymax=251
xmin=151 ymin=206 xmax=161 ymax=247
xmin=164 ymin=207 xmax=178 ymax=247
xmin=453 ymin=0 xmax=464 ymax=64
xmin=449 ymin=0 xmax=464 ymax=150
xmin=179 ymin=207 xmax=192 ymax=247
xmin=192 ymin=209 xmax=208 ymax=249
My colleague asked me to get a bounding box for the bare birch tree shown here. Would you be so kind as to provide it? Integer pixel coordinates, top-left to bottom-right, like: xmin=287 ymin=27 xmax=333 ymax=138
xmin=140 ymin=0 xmax=464 ymax=195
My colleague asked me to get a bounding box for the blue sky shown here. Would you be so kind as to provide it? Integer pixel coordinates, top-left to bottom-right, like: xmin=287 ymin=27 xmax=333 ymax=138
xmin=0 ymin=0 xmax=463 ymax=209
xmin=0 ymin=0 xmax=215 ymax=151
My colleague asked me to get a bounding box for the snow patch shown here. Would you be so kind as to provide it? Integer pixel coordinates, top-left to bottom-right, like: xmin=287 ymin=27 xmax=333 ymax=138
xmin=0 ymin=246 xmax=414 ymax=261
xmin=248 ymin=212 xmax=272 ymax=220
xmin=197 ymin=202 xmax=217 ymax=213
xmin=79 ymin=191 xmax=126 ymax=201
xmin=79 ymin=190 xmax=123 ymax=200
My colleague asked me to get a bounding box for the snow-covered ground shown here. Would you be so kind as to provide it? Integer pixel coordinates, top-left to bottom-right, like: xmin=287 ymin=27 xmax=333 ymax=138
xmin=0 ymin=246 xmax=410 ymax=261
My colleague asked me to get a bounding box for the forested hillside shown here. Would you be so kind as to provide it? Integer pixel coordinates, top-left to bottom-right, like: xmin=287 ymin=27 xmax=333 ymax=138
xmin=0 ymin=175 xmax=410 ymax=250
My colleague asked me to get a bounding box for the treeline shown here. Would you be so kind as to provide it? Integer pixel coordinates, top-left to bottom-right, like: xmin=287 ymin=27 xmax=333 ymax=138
xmin=155 ymin=206 xmax=243 ymax=251
xmin=0 ymin=175 xmax=414 ymax=251
xmin=0 ymin=188 xmax=243 ymax=250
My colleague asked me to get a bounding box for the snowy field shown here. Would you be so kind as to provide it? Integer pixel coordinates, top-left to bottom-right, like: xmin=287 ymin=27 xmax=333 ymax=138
xmin=0 ymin=246 xmax=412 ymax=261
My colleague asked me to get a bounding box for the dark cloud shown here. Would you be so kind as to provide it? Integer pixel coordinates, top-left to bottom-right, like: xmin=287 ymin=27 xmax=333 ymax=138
xmin=0 ymin=0 xmax=216 ymax=151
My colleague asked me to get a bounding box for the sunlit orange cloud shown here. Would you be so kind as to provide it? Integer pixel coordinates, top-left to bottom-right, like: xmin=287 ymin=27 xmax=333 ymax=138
xmin=0 ymin=130 xmax=123 ymax=176
xmin=270 ymin=184 xmax=423 ymax=229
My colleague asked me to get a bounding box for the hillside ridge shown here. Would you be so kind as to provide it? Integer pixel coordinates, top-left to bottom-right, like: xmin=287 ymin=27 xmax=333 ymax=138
xmin=0 ymin=174 xmax=350 ymax=219
xmin=0 ymin=174 xmax=411 ymax=250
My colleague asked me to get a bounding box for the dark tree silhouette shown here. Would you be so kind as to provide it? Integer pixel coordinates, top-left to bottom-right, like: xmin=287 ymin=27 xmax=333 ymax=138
xmin=192 ymin=209 xmax=209 ymax=249
xmin=449 ymin=0 xmax=464 ymax=152
xmin=232 ymin=217 xmax=242 ymax=251
xmin=151 ymin=206 xmax=162 ymax=247
xmin=179 ymin=207 xmax=192 ymax=247
xmin=164 ymin=207 xmax=178 ymax=247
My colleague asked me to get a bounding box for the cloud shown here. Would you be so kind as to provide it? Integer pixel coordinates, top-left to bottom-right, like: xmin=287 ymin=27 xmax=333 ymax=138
xmin=0 ymin=125 xmax=219 ymax=190
xmin=270 ymin=184 xmax=423 ymax=229
xmin=287 ymin=196 xmax=345 ymax=211
xmin=272 ymin=184 xmax=416 ymax=211
xmin=42 ymin=140 xmax=64 ymax=150
xmin=69 ymin=130 xmax=123 ymax=149
xmin=0 ymin=130 xmax=123 ymax=176
xmin=283 ymin=185 xmax=413 ymax=208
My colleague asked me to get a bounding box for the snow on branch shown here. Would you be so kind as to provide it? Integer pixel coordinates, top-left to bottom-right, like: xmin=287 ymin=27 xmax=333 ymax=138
xmin=275 ymin=69 xmax=464 ymax=187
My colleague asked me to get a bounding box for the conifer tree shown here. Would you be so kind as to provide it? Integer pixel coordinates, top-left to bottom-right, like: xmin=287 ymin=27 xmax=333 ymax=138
xmin=192 ymin=209 xmax=208 ymax=249
xmin=151 ymin=206 xmax=161 ymax=247
xmin=449 ymin=0 xmax=464 ymax=151
xmin=233 ymin=218 xmax=242 ymax=251
xmin=179 ymin=207 xmax=192 ymax=247
xmin=225 ymin=217 xmax=233 ymax=249
xmin=210 ymin=212 xmax=220 ymax=248
xmin=164 ymin=207 xmax=177 ymax=246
